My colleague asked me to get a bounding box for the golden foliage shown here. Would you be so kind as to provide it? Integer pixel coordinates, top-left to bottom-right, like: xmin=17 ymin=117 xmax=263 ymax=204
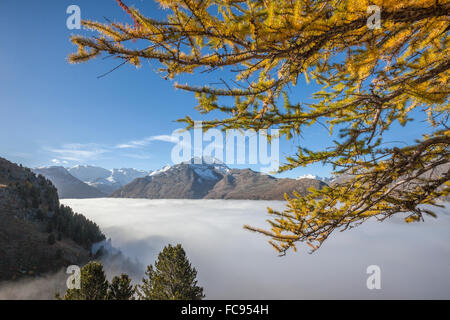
xmin=69 ymin=0 xmax=449 ymax=254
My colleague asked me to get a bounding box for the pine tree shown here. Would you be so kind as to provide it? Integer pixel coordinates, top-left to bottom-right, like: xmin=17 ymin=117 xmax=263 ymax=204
xmin=137 ymin=244 xmax=204 ymax=300
xmin=63 ymin=261 xmax=109 ymax=300
xmin=107 ymin=274 xmax=135 ymax=300
xmin=68 ymin=0 xmax=450 ymax=254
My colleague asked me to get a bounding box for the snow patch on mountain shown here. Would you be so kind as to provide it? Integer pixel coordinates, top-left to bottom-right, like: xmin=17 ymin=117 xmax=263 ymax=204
xmin=297 ymin=174 xmax=332 ymax=182
xmin=192 ymin=166 xmax=222 ymax=180
xmin=66 ymin=165 xmax=151 ymax=194
xmin=147 ymin=157 xmax=231 ymax=180
xmin=109 ymin=168 xmax=149 ymax=186
xmin=183 ymin=157 xmax=231 ymax=176
xmin=149 ymin=165 xmax=171 ymax=176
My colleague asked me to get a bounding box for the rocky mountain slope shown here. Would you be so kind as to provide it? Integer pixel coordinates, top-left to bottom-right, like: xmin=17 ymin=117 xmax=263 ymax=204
xmin=0 ymin=157 xmax=105 ymax=282
xmin=112 ymin=159 xmax=327 ymax=200
xmin=33 ymin=166 xmax=106 ymax=199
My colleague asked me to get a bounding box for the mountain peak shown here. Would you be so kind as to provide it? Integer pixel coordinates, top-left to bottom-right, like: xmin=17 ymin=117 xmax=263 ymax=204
xmin=111 ymin=161 xmax=327 ymax=200
xmin=182 ymin=156 xmax=226 ymax=166
xmin=33 ymin=166 xmax=106 ymax=198
xmin=72 ymin=164 xmax=100 ymax=169
xmin=35 ymin=166 xmax=72 ymax=176
xmin=149 ymin=164 xmax=172 ymax=176
xmin=297 ymin=174 xmax=332 ymax=182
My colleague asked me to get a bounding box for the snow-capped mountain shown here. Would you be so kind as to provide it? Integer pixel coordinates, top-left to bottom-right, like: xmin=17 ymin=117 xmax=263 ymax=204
xmin=112 ymin=158 xmax=327 ymax=200
xmin=149 ymin=165 xmax=171 ymax=177
xmin=182 ymin=157 xmax=231 ymax=176
xmin=149 ymin=157 xmax=230 ymax=181
xmin=35 ymin=158 xmax=330 ymax=199
xmin=113 ymin=159 xmax=226 ymax=199
xmin=109 ymin=168 xmax=150 ymax=186
xmin=67 ymin=165 xmax=150 ymax=194
xmin=297 ymin=174 xmax=333 ymax=183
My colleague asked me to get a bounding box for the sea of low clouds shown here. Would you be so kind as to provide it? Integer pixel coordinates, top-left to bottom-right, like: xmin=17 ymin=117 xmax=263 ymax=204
xmin=2 ymin=199 xmax=448 ymax=299
xmin=55 ymin=199 xmax=450 ymax=299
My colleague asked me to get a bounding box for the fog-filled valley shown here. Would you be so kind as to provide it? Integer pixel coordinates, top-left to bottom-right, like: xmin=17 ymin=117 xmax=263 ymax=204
xmin=50 ymin=199 xmax=450 ymax=299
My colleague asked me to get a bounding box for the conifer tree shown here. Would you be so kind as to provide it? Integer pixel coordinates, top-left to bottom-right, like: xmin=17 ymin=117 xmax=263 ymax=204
xmin=63 ymin=261 xmax=109 ymax=300
xmin=69 ymin=0 xmax=449 ymax=254
xmin=136 ymin=244 xmax=204 ymax=300
xmin=107 ymin=274 xmax=135 ymax=300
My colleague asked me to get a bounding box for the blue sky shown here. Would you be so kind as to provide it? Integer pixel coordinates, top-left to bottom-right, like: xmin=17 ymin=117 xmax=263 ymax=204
xmin=0 ymin=0 xmax=433 ymax=178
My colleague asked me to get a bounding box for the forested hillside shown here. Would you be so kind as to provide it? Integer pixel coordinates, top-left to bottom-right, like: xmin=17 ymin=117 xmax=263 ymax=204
xmin=0 ymin=157 xmax=105 ymax=281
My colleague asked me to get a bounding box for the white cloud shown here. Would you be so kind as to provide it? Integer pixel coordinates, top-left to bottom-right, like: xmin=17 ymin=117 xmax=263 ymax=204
xmin=46 ymin=144 xmax=108 ymax=163
xmin=45 ymin=133 xmax=179 ymax=165
xmin=51 ymin=159 xmax=68 ymax=165
xmin=149 ymin=135 xmax=179 ymax=144
xmin=115 ymin=139 xmax=151 ymax=149
xmin=114 ymin=134 xmax=180 ymax=150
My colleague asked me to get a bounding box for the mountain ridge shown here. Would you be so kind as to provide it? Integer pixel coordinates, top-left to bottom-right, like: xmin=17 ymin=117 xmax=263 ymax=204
xmin=34 ymin=165 xmax=152 ymax=198
xmin=111 ymin=160 xmax=327 ymax=200
xmin=34 ymin=159 xmax=331 ymax=200
xmin=33 ymin=166 xmax=106 ymax=199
